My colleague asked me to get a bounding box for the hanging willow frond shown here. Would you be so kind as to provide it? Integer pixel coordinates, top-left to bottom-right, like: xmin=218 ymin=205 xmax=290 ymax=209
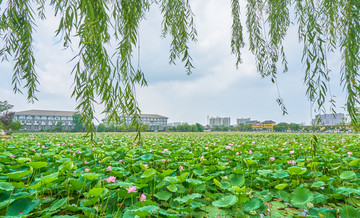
xmin=1 ymin=0 xmax=360 ymax=136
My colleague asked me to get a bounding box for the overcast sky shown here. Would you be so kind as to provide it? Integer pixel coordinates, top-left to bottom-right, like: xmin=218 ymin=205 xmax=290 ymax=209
xmin=0 ymin=1 xmax=346 ymax=125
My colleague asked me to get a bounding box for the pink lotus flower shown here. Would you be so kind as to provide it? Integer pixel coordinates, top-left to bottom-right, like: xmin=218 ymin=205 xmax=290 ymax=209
xmin=347 ymin=152 xmax=353 ymax=156
xmin=163 ymin=148 xmax=168 ymax=153
xmin=119 ymin=159 xmax=123 ymax=163
xmin=330 ymin=150 xmax=335 ymax=153
xmin=144 ymin=164 xmax=149 ymax=168
xmin=73 ymin=153 xmax=76 ymax=156
xmin=126 ymin=186 xmax=137 ymax=193
xmin=42 ymin=145 xmax=45 ymax=149
xmin=162 ymin=159 xmax=166 ymax=163
xmin=140 ymin=194 xmax=146 ymax=201
xmin=200 ymin=155 xmax=204 ymax=161
xmin=281 ymin=148 xmax=284 ymax=151
xmin=289 ymin=150 xmax=294 ymax=154
xmin=249 ymin=150 xmax=253 ymax=154
xmin=26 ymin=154 xmax=28 ymax=157
xmin=270 ymin=157 xmax=275 ymax=161
xmin=236 ymin=152 xmax=239 ymax=155
xmin=85 ymin=168 xmax=90 ymax=173
xmin=106 ymin=176 xmax=116 ymax=183
xmin=10 ymin=154 xmax=14 ymax=158
xmin=84 ymin=160 xmax=87 ymax=164
xmin=306 ymin=158 xmax=310 ymax=162
xmin=225 ymin=146 xmax=231 ymax=150
xmin=92 ymin=148 xmax=95 ymax=151
xmin=179 ymin=165 xmax=184 ymax=171
xmin=37 ymin=143 xmax=41 ymax=146
xmin=107 ymin=166 xmax=112 ymax=171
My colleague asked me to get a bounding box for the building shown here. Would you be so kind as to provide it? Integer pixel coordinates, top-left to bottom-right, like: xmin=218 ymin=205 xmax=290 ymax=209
xmin=168 ymin=122 xmax=188 ymax=127
xmin=209 ymin=117 xmax=231 ymax=127
xmin=237 ymin=118 xmax=251 ymax=125
xmin=245 ymin=120 xmax=262 ymax=130
xmin=312 ymin=113 xmax=345 ymax=126
xmin=261 ymin=120 xmax=276 ymax=131
xmin=13 ymin=110 xmax=76 ymax=131
xmin=103 ymin=114 xmax=168 ymax=131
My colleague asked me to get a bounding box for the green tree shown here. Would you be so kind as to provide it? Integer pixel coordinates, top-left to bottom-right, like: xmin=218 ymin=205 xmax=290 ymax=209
xmin=54 ymin=121 xmax=63 ymax=132
xmin=196 ymin=123 xmax=204 ymax=132
xmin=8 ymin=121 xmax=22 ymax=132
xmin=0 ymin=101 xmax=13 ymax=112
xmin=273 ymin=122 xmax=289 ymax=132
xmin=72 ymin=114 xmax=85 ymax=132
xmin=289 ymin=123 xmax=301 ymax=131
xmin=140 ymin=124 xmax=149 ymax=132
xmin=97 ymin=123 xmax=107 ymax=132
xmin=2 ymin=1 xmax=360 ymax=134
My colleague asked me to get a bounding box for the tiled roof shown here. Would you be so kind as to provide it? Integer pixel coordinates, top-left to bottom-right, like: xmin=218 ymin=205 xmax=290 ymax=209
xmin=139 ymin=114 xmax=168 ymax=119
xmin=102 ymin=114 xmax=168 ymax=122
xmin=261 ymin=120 xmax=275 ymax=124
xmin=15 ymin=110 xmax=76 ymax=116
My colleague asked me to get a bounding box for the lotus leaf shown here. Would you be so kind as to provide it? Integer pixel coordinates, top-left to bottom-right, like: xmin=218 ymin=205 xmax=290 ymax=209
xmin=0 ymin=182 xmax=14 ymax=191
xmin=154 ymin=191 xmax=172 ymax=201
xmin=29 ymin=161 xmax=48 ymax=169
xmin=339 ymin=171 xmax=356 ymax=180
xmin=229 ymin=174 xmax=244 ymax=187
xmin=6 ymin=170 xmax=32 ymax=180
xmin=141 ymin=168 xmax=156 ymax=178
xmin=174 ymin=193 xmax=202 ymax=203
xmin=290 ymin=188 xmax=313 ymax=207
xmin=167 ymin=184 xmax=178 ymax=192
xmin=243 ymin=197 xmax=261 ymax=212
xmin=6 ymin=197 xmax=39 ymax=216
xmin=212 ymin=195 xmax=237 ymax=208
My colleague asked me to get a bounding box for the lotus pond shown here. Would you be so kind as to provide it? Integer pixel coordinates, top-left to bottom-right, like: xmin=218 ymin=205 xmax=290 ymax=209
xmin=0 ymin=132 xmax=359 ymax=217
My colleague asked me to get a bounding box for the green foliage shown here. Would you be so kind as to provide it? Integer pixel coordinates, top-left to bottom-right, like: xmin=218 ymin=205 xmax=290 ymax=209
xmin=0 ymin=101 xmax=13 ymax=113
xmin=2 ymin=2 xmax=360 ymax=136
xmin=0 ymin=132 xmax=359 ymax=216
xmin=8 ymin=121 xmax=22 ymax=132
xmin=169 ymin=123 xmax=202 ymax=132
xmin=273 ymin=122 xmax=289 ymax=132
xmin=72 ymin=114 xmax=85 ymax=132
xmin=54 ymin=121 xmax=63 ymax=132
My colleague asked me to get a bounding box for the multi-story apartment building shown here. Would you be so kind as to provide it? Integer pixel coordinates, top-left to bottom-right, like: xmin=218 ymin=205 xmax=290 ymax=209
xmin=13 ymin=110 xmax=75 ymax=131
xmin=312 ymin=113 xmax=345 ymax=126
xmin=103 ymin=114 xmax=168 ymax=131
xmin=209 ymin=117 xmax=231 ymax=127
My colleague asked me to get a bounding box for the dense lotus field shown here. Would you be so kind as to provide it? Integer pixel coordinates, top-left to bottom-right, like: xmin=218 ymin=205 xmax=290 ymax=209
xmin=0 ymin=132 xmax=359 ymax=217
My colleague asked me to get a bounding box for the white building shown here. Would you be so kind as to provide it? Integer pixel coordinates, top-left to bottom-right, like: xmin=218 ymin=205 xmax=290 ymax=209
xmin=312 ymin=113 xmax=345 ymax=126
xmin=13 ymin=110 xmax=75 ymax=131
xmin=237 ymin=118 xmax=251 ymax=125
xmin=103 ymin=114 xmax=168 ymax=131
xmin=209 ymin=117 xmax=231 ymax=127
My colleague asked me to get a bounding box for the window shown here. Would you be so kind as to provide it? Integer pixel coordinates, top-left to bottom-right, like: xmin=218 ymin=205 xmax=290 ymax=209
xmin=41 ymin=116 xmax=47 ymax=120
xmin=35 ymin=116 xmax=40 ymax=119
xmin=19 ymin=115 xmax=25 ymax=119
xmin=48 ymin=116 xmax=53 ymax=120
xmin=55 ymin=116 xmax=60 ymax=120
xmin=61 ymin=116 xmax=67 ymax=120
xmin=27 ymin=116 xmax=33 ymax=119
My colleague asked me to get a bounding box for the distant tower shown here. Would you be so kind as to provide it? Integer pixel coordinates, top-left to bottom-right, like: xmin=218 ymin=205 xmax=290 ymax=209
xmin=207 ymin=115 xmax=209 ymax=126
